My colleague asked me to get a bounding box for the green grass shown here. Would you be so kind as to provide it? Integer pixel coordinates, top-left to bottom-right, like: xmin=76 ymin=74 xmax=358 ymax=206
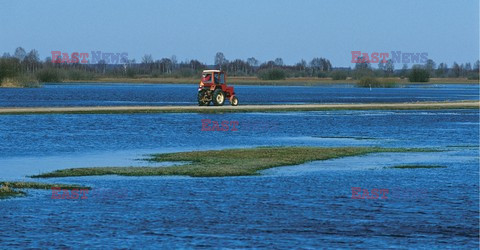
xmin=388 ymin=165 xmax=447 ymax=169
xmin=0 ymin=181 xmax=91 ymax=199
xmin=31 ymin=146 xmax=433 ymax=178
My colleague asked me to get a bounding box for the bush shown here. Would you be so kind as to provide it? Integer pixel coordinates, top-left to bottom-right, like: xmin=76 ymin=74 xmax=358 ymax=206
xmin=257 ymin=68 xmax=286 ymax=80
xmin=356 ymin=77 xmax=396 ymax=88
xmin=66 ymin=69 xmax=95 ymax=81
xmin=36 ymin=68 xmax=64 ymax=82
xmin=331 ymin=70 xmax=347 ymax=80
xmin=126 ymin=68 xmax=136 ymax=78
xmin=408 ymin=67 xmax=430 ymax=82
xmin=467 ymin=73 xmax=479 ymax=80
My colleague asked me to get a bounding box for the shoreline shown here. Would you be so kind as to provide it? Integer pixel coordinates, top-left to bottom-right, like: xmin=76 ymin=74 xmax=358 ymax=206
xmin=64 ymin=76 xmax=480 ymax=85
xmin=0 ymin=101 xmax=478 ymax=115
xmin=18 ymin=76 xmax=480 ymax=88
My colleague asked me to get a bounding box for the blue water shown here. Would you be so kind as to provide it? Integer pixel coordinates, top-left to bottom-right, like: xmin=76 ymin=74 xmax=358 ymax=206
xmin=0 ymin=83 xmax=478 ymax=107
xmin=0 ymin=84 xmax=478 ymax=248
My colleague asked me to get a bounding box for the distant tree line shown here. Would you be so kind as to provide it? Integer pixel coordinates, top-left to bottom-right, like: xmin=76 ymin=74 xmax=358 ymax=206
xmin=0 ymin=47 xmax=478 ymax=85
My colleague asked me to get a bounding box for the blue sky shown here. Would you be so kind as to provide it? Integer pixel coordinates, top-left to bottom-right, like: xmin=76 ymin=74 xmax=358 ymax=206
xmin=1 ymin=0 xmax=478 ymax=67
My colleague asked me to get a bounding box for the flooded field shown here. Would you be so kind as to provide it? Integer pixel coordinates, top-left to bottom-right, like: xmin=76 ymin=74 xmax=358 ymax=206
xmin=0 ymin=84 xmax=478 ymax=248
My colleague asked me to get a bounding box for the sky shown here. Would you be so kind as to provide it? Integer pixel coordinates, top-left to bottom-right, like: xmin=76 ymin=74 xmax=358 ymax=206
xmin=0 ymin=0 xmax=478 ymax=68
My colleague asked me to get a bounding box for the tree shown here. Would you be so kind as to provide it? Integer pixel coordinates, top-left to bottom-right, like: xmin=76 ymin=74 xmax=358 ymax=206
xmin=436 ymin=63 xmax=448 ymax=77
xmin=460 ymin=63 xmax=465 ymax=77
xmin=425 ymin=59 xmax=436 ymax=76
xmin=159 ymin=58 xmax=173 ymax=74
xmin=214 ymin=52 xmax=226 ymax=68
xmin=399 ymin=64 xmax=408 ymax=78
xmin=24 ymin=49 xmax=40 ymax=72
xmin=14 ymin=47 xmax=26 ymax=62
xmin=170 ymin=55 xmax=177 ymax=69
xmin=97 ymin=59 xmax=107 ymax=74
xmin=310 ymin=57 xmax=332 ymax=76
xmin=247 ymin=57 xmax=258 ymax=67
xmin=142 ymin=54 xmax=153 ymax=64
xmin=452 ymin=62 xmax=461 ymax=77
xmin=378 ymin=61 xmax=385 ymax=71
xmin=227 ymin=59 xmax=249 ymax=75
xmin=385 ymin=59 xmax=394 ymax=76
xmin=189 ymin=59 xmax=204 ymax=71
xmin=296 ymin=59 xmax=307 ymax=71
xmin=274 ymin=58 xmax=283 ymax=66
xmin=470 ymin=60 xmax=479 ymax=80
xmin=259 ymin=60 xmax=276 ymax=70
xmin=141 ymin=54 xmax=154 ymax=73
xmin=354 ymin=57 xmax=369 ymax=71
xmin=464 ymin=62 xmax=472 ymax=72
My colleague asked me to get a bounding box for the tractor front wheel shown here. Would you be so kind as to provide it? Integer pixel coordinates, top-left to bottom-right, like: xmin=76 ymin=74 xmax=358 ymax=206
xmin=212 ymin=89 xmax=225 ymax=106
xmin=230 ymin=96 xmax=239 ymax=106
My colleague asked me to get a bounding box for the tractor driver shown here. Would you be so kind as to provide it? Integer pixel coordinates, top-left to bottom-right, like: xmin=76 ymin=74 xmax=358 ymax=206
xmin=202 ymin=73 xmax=212 ymax=82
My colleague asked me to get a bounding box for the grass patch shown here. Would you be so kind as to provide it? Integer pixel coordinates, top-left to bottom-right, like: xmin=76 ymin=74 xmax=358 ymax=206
xmin=0 ymin=185 xmax=25 ymax=199
xmin=388 ymin=165 xmax=447 ymax=169
xmin=0 ymin=182 xmax=91 ymax=199
xmin=32 ymin=147 xmax=432 ymax=178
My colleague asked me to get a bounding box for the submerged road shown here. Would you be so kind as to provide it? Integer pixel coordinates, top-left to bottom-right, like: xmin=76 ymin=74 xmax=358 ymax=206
xmin=0 ymin=101 xmax=478 ymax=115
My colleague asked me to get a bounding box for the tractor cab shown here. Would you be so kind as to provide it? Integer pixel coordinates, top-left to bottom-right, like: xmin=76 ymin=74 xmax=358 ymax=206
xmin=200 ymin=70 xmax=225 ymax=87
xmin=198 ymin=70 xmax=238 ymax=106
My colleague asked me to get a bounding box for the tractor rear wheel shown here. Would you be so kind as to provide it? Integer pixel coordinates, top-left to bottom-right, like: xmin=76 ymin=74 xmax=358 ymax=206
xmin=230 ymin=96 xmax=239 ymax=106
xmin=212 ymin=89 xmax=225 ymax=106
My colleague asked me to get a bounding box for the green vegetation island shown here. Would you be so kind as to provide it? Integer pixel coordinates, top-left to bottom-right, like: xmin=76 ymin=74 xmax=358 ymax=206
xmin=31 ymin=146 xmax=436 ymax=178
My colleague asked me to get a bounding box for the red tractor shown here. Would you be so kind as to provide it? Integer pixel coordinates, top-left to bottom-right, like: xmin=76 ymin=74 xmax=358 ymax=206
xmin=197 ymin=70 xmax=239 ymax=106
